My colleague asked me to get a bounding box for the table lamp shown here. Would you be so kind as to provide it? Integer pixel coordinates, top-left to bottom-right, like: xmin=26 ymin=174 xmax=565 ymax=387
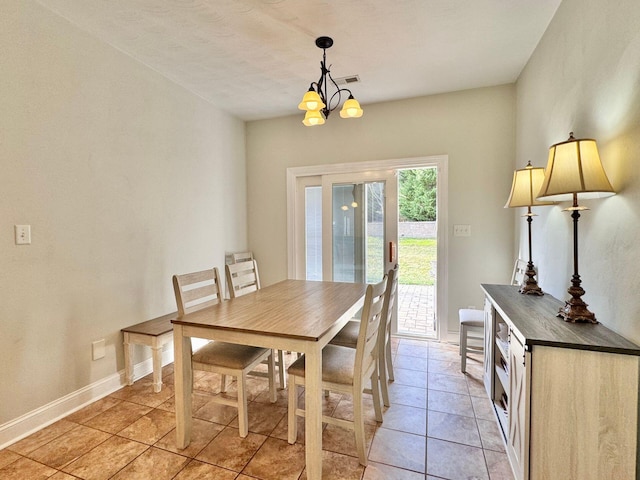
xmin=505 ymin=161 xmax=554 ymax=295
xmin=537 ymin=132 xmax=615 ymax=323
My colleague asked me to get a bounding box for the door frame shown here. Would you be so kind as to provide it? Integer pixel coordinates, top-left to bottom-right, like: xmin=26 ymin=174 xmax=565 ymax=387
xmin=286 ymin=155 xmax=449 ymax=341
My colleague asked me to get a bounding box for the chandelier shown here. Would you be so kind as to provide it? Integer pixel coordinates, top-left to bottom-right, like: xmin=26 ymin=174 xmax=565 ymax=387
xmin=298 ymin=36 xmax=363 ymax=126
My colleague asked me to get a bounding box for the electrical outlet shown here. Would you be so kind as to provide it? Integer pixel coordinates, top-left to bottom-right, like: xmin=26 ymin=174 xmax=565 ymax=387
xmin=15 ymin=225 xmax=31 ymax=245
xmin=453 ymin=224 xmax=471 ymax=237
xmin=92 ymin=339 xmax=105 ymax=360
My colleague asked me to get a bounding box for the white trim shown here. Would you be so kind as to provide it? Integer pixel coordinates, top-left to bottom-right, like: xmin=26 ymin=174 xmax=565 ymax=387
xmin=435 ymin=159 xmax=449 ymax=341
xmin=0 ymin=349 xmax=173 ymax=449
xmin=286 ymin=155 xmax=449 ymax=341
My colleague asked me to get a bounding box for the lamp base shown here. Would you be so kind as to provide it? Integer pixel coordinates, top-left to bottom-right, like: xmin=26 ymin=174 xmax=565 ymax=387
xmin=519 ymin=263 xmax=544 ymax=296
xmin=557 ymin=283 xmax=598 ymax=323
xmin=520 ymin=281 xmax=544 ymax=296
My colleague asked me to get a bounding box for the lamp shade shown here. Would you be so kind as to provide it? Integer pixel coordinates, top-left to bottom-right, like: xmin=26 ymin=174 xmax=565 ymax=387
xmin=298 ymin=90 xmax=325 ymax=111
xmin=302 ymin=110 xmax=325 ymax=126
xmin=339 ymin=97 xmax=363 ymax=118
xmin=505 ymin=162 xmax=555 ymax=208
xmin=537 ymin=133 xmax=615 ymax=202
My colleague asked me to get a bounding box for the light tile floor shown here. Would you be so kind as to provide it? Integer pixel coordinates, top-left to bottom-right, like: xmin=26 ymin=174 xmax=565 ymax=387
xmin=0 ymin=339 xmax=513 ymax=479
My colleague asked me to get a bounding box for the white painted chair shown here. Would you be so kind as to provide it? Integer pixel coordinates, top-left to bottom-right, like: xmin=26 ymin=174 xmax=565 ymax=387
xmin=330 ymin=264 xmax=398 ymax=407
xmin=512 ymin=258 xmax=527 ymax=286
xmin=287 ymin=276 xmax=388 ymax=466
xmin=459 ymin=308 xmax=485 ymax=373
xmin=460 ymin=258 xmax=527 ymax=373
xmin=173 ymin=267 xmax=276 ymax=437
xmin=225 ymin=259 xmax=287 ymax=389
xmin=231 ymin=251 xmax=254 ymax=264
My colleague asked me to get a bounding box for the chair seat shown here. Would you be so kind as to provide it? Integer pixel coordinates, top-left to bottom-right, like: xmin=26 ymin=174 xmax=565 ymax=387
xmin=329 ymin=320 xmax=359 ymax=348
xmin=287 ymin=344 xmax=356 ymax=386
xmin=193 ymin=342 xmax=270 ymax=370
xmin=459 ymin=308 xmax=484 ymax=327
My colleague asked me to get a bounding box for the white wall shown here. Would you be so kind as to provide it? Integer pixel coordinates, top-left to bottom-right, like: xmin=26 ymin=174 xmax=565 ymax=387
xmin=1 ymin=1 xmax=247 ymax=425
xmin=246 ymin=85 xmax=517 ymax=335
xmin=516 ymin=0 xmax=640 ymax=342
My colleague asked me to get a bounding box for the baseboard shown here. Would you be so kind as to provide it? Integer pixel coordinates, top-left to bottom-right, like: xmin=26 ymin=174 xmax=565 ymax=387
xmin=0 ymin=349 xmax=174 ymax=450
xmin=445 ymin=329 xmax=460 ymax=344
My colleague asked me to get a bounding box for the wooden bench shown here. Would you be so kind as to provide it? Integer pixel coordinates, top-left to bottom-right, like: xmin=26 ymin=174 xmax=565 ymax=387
xmin=121 ymin=312 xmax=176 ymax=392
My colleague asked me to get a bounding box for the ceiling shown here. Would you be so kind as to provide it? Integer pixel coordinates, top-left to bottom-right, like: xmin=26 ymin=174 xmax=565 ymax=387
xmin=36 ymin=0 xmax=562 ymax=121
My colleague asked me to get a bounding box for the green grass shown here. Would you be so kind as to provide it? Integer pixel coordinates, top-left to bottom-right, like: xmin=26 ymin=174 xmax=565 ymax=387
xmin=398 ymin=237 xmax=437 ymax=285
xmin=367 ymin=237 xmax=437 ymax=286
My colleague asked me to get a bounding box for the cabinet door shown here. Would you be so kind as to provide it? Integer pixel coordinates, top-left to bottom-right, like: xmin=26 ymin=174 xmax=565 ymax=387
xmin=507 ymin=331 xmax=530 ymax=480
xmin=482 ymin=299 xmax=493 ymax=396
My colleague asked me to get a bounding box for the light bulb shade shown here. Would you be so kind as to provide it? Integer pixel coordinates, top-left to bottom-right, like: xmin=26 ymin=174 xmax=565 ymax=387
xmin=298 ymin=90 xmax=325 ymax=111
xmin=537 ymin=134 xmax=615 ymax=201
xmin=302 ymin=110 xmax=325 ymax=126
xmin=339 ymin=97 xmax=363 ymax=118
xmin=505 ymin=163 xmax=555 ymax=208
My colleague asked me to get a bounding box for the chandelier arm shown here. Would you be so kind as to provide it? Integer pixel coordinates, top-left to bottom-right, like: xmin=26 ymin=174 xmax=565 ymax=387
xmin=319 ymin=54 xmax=331 ymax=117
xmin=323 ymin=66 xmax=355 ymax=117
xmin=327 ymin=87 xmax=353 ymax=113
xmin=316 ymin=62 xmax=327 ymax=104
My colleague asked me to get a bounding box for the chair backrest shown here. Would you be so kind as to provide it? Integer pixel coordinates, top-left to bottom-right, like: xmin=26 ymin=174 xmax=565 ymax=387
xmin=173 ymin=267 xmax=224 ymax=317
xmin=231 ymin=251 xmax=254 ymax=263
xmin=226 ymin=259 xmax=261 ymax=298
xmin=381 ymin=264 xmax=399 ymax=347
xmin=511 ymin=259 xmax=527 ymax=286
xmin=354 ymin=276 xmax=388 ymax=388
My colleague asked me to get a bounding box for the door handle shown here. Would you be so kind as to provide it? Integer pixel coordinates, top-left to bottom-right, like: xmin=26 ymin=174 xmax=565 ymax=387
xmin=389 ymin=241 xmax=395 ymax=263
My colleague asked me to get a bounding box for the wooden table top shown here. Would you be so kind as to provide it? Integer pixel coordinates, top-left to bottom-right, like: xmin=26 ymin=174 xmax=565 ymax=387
xmin=172 ymin=279 xmax=367 ymax=342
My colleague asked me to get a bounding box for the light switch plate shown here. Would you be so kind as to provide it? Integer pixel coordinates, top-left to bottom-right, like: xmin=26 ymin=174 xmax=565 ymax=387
xmin=454 ymin=224 xmax=471 ymax=237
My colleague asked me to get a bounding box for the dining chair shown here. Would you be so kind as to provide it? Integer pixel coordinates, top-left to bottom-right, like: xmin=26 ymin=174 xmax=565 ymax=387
xmin=459 ymin=307 xmax=485 ymax=373
xmin=512 ymin=258 xmax=527 ymax=286
xmin=329 ymin=264 xmax=398 ymax=407
xmin=287 ymin=276 xmax=388 ymax=466
xmin=173 ymin=267 xmax=276 ymax=437
xmin=231 ymin=251 xmax=254 ymax=264
xmin=225 ymin=259 xmax=287 ymax=389
xmin=459 ymin=258 xmax=527 ymax=373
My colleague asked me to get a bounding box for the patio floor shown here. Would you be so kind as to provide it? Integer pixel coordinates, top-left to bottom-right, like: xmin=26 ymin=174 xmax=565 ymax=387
xmin=397 ymin=284 xmax=436 ymax=337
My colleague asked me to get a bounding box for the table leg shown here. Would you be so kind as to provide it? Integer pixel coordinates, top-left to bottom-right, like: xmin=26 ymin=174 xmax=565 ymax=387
xmin=123 ymin=333 xmax=134 ymax=386
xmin=305 ymin=344 xmax=323 ymax=480
xmin=173 ymin=324 xmax=193 ymax=449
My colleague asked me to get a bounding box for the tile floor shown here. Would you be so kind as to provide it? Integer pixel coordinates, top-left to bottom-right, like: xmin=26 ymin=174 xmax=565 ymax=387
xmin=0 ymin=339 xmax=514 ymax=479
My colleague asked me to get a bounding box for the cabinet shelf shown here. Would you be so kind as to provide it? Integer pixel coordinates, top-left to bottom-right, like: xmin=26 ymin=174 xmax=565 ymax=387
xmin=495 ymin=336 xmax=509 ymax=360
xmin=495 ymin=362 xmax=509 ymax=393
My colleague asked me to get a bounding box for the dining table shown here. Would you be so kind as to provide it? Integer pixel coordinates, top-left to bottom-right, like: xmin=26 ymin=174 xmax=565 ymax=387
xmin=172 ymin=278 xmax=367 ymax=479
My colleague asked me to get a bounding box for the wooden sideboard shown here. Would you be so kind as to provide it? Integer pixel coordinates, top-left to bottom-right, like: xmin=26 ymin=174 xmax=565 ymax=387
xmin=481 ymin=284 xmax=640 ymax=480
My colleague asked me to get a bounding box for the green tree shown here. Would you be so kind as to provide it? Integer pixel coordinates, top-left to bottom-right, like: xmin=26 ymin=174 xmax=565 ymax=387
xmin=399 ymin=169 xmax=437 ymax=221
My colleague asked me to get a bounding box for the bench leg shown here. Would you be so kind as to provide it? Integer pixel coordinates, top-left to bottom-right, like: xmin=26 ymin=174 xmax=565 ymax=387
xmin=151 ymin=340 xmax=163 ymax=393
xmin=123 ymin=334 xmax=134 ymax=386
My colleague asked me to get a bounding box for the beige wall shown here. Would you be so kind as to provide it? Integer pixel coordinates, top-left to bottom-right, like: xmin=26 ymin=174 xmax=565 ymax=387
xmin=516 ymin=0 xmax=640 ymax=342
xmin=246 ymin=85 xmax=517 ymax=335
xmin=1 ymin=1 xmax=247 ymax=424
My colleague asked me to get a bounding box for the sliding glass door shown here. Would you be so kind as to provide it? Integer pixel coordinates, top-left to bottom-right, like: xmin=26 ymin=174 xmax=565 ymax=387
xmin=289 ymin=157 xmax=446 ymax=341
xmin=322 ymin=174 xmax=396 ymax=283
